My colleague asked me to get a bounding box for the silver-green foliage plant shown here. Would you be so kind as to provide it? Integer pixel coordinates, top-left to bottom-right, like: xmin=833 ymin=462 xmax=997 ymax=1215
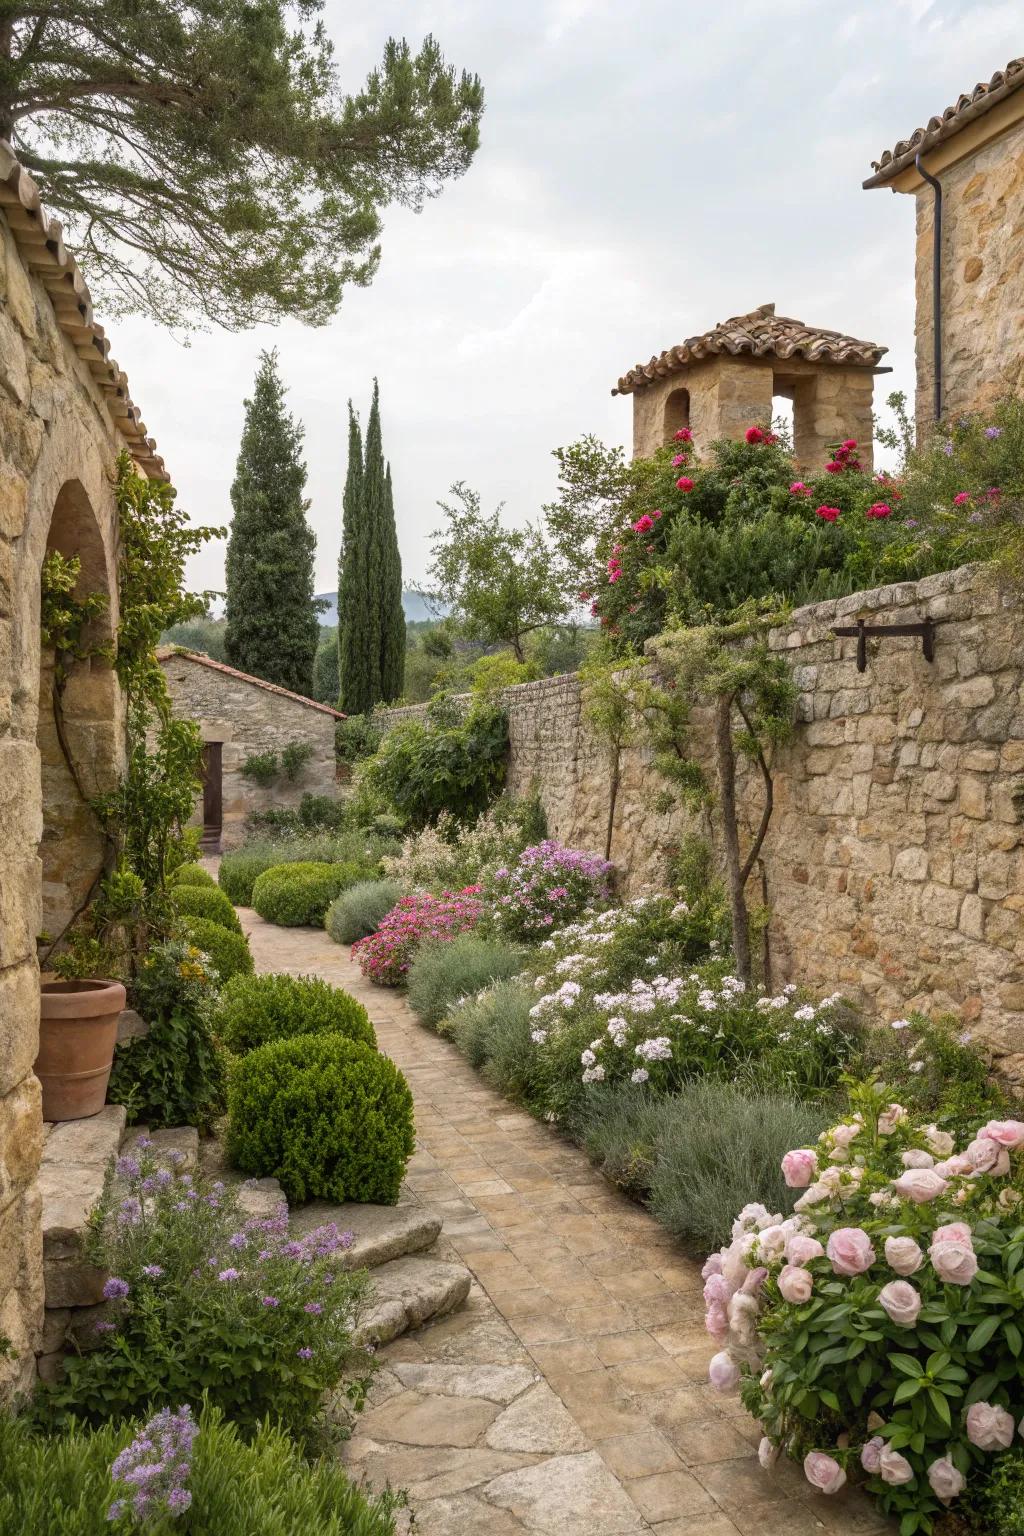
xmin=406 ymin=934 xmax=524 ymax=1030
xmin=325 ymin=879 xmax=405 ymax=945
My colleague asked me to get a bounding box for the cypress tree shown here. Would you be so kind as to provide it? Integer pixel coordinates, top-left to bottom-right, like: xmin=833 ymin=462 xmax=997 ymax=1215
xmin=224 ymin=351 xmax=319 ymax=695
xmin=338 ymin=381 xmax=405 ymax=712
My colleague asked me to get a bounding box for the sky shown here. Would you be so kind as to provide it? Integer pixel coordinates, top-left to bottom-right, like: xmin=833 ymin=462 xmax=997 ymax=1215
xmin=106 ymin=0 xmax=1023 ymax=598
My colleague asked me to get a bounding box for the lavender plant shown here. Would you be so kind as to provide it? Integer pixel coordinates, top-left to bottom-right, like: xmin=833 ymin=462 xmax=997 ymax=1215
xmin=107 ymin=1404 xmax=197 ymax=1523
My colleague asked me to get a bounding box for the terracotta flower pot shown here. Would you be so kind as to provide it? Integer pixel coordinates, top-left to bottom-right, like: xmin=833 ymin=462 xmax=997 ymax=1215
xmin=36 ymin=978 xmax=126 ymax=1122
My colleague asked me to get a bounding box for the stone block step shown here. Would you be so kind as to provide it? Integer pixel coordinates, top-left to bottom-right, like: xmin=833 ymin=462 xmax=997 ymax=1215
xmin=40 ymin=1105 xmax=126 ymax=1308
xmin=356 ymin=1257 xmax=473 ymax=1347
xmin=290 ymin=1197 xmax=443 ymax=1271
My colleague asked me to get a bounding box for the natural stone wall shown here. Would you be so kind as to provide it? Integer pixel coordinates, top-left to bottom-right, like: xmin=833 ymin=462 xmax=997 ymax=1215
xmin=0 ymin=208 xmax=127 ymax=1397
xmin=912 ymin=114 xmax=1024 ymax=436
xmin=160 ymin=653 xmax=342 ymax=849
xmin=380 ymin=564 xmax=1024 ymax=1071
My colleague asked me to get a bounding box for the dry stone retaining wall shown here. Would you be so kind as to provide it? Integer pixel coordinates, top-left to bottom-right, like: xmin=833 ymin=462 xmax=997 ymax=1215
xmin=379 ymin=564 xmax=1024 ymax=1070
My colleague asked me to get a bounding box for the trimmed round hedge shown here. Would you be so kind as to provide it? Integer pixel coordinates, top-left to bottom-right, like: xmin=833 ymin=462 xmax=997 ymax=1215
xmin=219 ymin=847 xmax=280 ymax=906
xmin=226 ymin=1034 xmax=415 ymax=1204
xmin=169 ymin=883 xmax=243 ymax=934
xmin=214 ymin=972 xmax=375 ymax=1055
xmin=325 ymin=879 xmax=404 ymax=945
xmin=168 ymin=864 xmax=217 ymax=889
xmin=251 ymin=861 xmax=362 ymax=927
xmin=179 ymin=917 xmax=254 ymax=984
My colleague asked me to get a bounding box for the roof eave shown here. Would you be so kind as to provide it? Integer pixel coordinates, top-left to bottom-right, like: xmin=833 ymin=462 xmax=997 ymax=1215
xmin=864 ymin=65 xmax=1024 ymax=190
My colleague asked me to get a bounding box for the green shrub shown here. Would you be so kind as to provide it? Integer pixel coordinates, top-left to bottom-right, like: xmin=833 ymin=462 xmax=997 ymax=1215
xmin=251 ymin=860 xmax=363 ymax=926
xmin=226 ymin=1034 xmax=415 ymax=1204
xmin=646 ymin=1081 xmax=829 ymax=1254
xmin=446 ymin=978 xmax=539 ymax=1102
xmin=167 ymin=862 xmax=216 ymax=888
xmin=168 ymin=882 xmax=242 ymax=933
xmin=240 ymin=749 xmax=278 ymax=785
xmin=0 ymin=1406 xmax=400 ymax=1536
xmin=406 ymin=933 xmax=524 ymax=1029
xmin=326 ymin=879 xmax=404 ymax=944
xmin=215 ymin=971 xmax=374 ymax=1055
xmin=358 ymin=693 xmax=507 ymax=830
xmin=177 ymin=916 xmax=254 ymax=984
xmin=281 ymin=740 xmax=314 ymax=781
xmin=219 ymin=830 xmax=384 ymax=905
xmin=858 ymin=1010 xmax=1017 ymax=1141
xmin=976 ymin=1448 xmax=1024 ymax=1536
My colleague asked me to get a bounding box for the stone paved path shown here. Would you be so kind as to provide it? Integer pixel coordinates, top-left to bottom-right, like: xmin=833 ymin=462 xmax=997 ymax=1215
xmin=241 ymin=909 xmax=893 ymax=1536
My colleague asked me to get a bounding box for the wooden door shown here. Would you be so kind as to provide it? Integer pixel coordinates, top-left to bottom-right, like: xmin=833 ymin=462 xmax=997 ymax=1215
xmin=201 ymin=742 xmax=222 ymax=847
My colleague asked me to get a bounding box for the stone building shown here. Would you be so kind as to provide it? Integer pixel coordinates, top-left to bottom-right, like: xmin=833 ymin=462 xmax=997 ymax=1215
xmin=0 ymin=143 xmax=166 ymax=1398
xmin=865 ymin=57 xmax=1024 ymax=437
xmin=159 ymin=649 xmax=344 ymax=850
xmin=613 ymin=302 xmax=888 ymax=468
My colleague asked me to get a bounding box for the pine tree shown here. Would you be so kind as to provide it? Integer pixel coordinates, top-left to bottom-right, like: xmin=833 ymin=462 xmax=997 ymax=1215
xmin=224 ymin=351 xmax=319 ymax=696
xmin=337 ymin=381 xmax=405 ymax=712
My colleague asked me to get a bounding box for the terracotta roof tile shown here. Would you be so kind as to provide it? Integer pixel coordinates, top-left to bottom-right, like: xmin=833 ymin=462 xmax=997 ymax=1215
xmin=0 ymin=141 xmax=167 ymax=481
xmin=612 ymin=303 xmax=887 ymax=396
xmin=157 ymin=647 xmax=346 ymax=718
xmin=864 ymin=57 xmax=1024 ymax=187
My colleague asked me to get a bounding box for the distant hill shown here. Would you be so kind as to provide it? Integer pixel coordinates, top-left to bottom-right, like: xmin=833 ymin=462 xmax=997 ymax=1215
xmin=316 ymin=589 xmax=446 ymax=626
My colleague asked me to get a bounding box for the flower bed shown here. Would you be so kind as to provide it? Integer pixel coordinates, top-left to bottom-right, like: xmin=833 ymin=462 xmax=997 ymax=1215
xmin=351 ymin=889 xmax=484 ymax=985
xmin=486 ymin=839 xmax=613 ymax=939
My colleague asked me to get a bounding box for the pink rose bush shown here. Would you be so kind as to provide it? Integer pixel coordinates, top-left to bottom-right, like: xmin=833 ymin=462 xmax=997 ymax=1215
xmin=704 ymin=1082 xmax=1024 ymax=1530
xmin=351 ymin=889 xmax=484 ymax=985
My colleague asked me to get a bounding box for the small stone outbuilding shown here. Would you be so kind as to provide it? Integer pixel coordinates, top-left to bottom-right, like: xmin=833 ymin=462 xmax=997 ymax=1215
xmin=613 ymin=302 xmax=888 ymax=469
xmin=159 ymin=648 xmax=344 ymax=850
xmin=865 ymin=57 xmax=1024 ymax=436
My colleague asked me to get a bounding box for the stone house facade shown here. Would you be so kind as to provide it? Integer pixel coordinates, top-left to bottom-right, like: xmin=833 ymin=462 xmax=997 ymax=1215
xmin=159 ymin=649 xmax=343 ymax=850
xmin=613 ymin=302 xmax=888 ymax=469
xmin=0 ymin=143 xmax=165 ymax=1399
xmin=865 ymin=58 xmax=1024 ymax=437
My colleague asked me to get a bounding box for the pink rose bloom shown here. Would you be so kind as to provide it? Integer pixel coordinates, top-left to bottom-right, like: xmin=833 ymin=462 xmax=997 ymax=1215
xmin=831 ymin=1122 xmax=861 ymax=1152
xmin=708 ymin=1351 xmax=740 ymax=1392
xmin=702 ymin=1253 xmax=724 ymax=1280
xmin=860 ymin=1436 xmax=884 ymax=1474
xmin=675 ymin=476 xmax=695 ymax=492
xmin=878 ymin=1280 xmax=921 ymax=1327
xmin=741 ymin=1265 xmax=768 ymax=1296
xmin=781 ymin=1148 xmax=817 ymax=1188
xmin=786 ymin=1233 xmax=824 ymax=1266
xmin=933 ymin=1222 xmax=972 ymax=1246
xmin=804 ymin=1451 xmax=846 ymax=1495
xmin=981 ymin=1119 xmax=1024 ymax=1149
xmin=965 ymin=1136 xmax=1010 ymax=1176
xmin=671 ymin=453 xmax=687 ymax=467
xmin=967 ymin=1401 xmax=1014 ymax=1451
xmin=924 ymin=1125 xmax=955 ymax=1157
xmin=756 ymin=1225 xmax=787 ymax=1261
xmin=884 ymin=1236 xmax=924 ymax=1276
xmin=928 ymin=1456 xmax=965 ymax=1505
xmin=705 ymin=1303 xmax=729 ymax=1341
xmin=879 ymin=1448 xmax=914 ymax=1486
xmin=935 ymin=1154 xmax=972 ymax=1178
xmin=789 ymin=481 xmax=809 ymax=495
xmin=877 ymin=1103 xmax=908 ymax=1135
xmin=778 ymin=1264 xmax=814 ymax=1304
xmin=703 ymin=1272 xmax=731 ymax=1306
xmin=893 ymin=1168 xmax=948 ymax=1203
xmin=901 ymin=1149 xmax=935 ymax=1169
xmin=826 ymin=1227 xmax=875 ymax=1277
xmin=758 ymin=1437 xmax=779 ymax=1470
xmin=930 ymin=1236 xmax=978 ymax=1286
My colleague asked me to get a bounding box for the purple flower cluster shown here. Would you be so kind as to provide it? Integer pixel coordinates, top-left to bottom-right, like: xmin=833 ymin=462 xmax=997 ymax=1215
xmin=488 ymin=841 xmax=614 ymax=939
xmin=108 ymin=1404 xmax=197 ymax=1522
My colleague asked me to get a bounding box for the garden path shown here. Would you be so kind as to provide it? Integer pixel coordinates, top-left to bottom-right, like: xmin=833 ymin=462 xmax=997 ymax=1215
xmin=241 ymin=909 xmax=893 ymax=1536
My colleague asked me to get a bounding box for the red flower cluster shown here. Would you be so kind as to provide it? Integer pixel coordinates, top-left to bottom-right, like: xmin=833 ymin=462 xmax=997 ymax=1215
xmin=673 ymin=427 xmax=693 ymax=442
xmin=632 ymin=514 xmax=654 ymax=534
xmin=865 ymin=502 xmax=892 ymax=520
xmin=789 ymin=481 xmax=811 ymax=497
xmin=824 ymin=439 xmax=862 ymax=474
xmin=815 ymin=505 xmax=841 ymax=523
xmin=676 ymin=477 xmax=695 ymax=493
xmin=744 ymin=426 xmax=779 ymax=446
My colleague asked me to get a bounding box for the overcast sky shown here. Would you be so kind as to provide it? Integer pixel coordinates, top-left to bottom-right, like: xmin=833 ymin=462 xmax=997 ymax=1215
xmin=108 ymin=0 xmax=1022 ymax=599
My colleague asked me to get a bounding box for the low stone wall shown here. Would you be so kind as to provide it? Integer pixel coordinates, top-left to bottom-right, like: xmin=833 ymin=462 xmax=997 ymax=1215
xmin=379 ymin=564 xmax=1024 ymax=1070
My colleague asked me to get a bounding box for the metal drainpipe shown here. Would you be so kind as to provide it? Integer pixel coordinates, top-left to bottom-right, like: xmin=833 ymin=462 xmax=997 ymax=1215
xmin=915 ymin=151 xmax=943 ymax=425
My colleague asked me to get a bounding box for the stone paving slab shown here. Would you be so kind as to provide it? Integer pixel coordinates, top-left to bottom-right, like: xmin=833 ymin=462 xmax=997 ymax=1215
xmin=242 ymin=908 xmax=894 ymax=1536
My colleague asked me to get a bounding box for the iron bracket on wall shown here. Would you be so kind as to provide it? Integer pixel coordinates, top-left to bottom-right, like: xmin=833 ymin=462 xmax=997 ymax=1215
xmin=831 ymin=616 xmax=936 ymax=673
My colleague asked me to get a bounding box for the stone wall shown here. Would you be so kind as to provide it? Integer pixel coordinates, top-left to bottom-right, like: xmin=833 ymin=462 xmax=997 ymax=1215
xmin=0 ymin=208 xmax=128 ymax=1398
xmin=160 ymin=653 xmax=342 ymax=849
xmin=912 ymin=114 xmax=1024 ymax=437
xmin=379 ymin=564 xmax=1024 ymax=1072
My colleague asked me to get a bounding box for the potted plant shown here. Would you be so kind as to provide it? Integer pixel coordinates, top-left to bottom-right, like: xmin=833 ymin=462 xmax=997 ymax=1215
xmin=36 ymin=977 xmax=126 ymax=1121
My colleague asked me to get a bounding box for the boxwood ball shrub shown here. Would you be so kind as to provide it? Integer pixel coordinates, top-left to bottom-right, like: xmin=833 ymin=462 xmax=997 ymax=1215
xmin=226 ymin=1034 xmax=415 ymax=1204
xmin=167 ymin=882 xmax=242 ymax=934
xmin=251 ymin=861 xmax=363 ymax=927
xmin=214 ymin=972 xmax=375 ymax=1055
xmin=406 ymin=933 xmax=525 ymax=1030
xmin=167 ymin=863 xmax=216 ymax=888
xmin=177 ymin=917 xmax=254 ymax=984
xmin=325 ymin=878 xmax=404 ymax=945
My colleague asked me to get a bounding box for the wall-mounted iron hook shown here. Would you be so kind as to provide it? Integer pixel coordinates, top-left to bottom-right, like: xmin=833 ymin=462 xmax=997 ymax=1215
xmin=831 ymin=616 xmax=936 ymax=673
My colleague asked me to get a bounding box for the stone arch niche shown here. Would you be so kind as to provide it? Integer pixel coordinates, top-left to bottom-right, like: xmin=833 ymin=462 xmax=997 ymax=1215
xmin=37 ymin=480 xmax=122 ymax=946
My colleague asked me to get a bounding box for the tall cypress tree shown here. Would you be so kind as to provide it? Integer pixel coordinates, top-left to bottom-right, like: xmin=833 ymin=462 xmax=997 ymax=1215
xmin=224 ymin=351 xmax=319 ymax=695
xmin=338 ymin=380 xmax=405 ymax=712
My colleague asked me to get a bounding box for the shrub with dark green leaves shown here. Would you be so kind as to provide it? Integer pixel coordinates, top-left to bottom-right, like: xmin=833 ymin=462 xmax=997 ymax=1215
xmin=358 ymin=693 xmax=507 ymax=830
xmin=168 ymin=882 xmax=242 ymax=933
xmin=214 ymin=971 xmax=374 ymax=1055
xmin=167 ymin=863 xmax=216 ymax=888
xmin=325 ymin=879 xmax=404 ymax=944
xmin=176 ymin=916 xmax=254 ymax=984
xmin=226 ymin=1034 xmax=414 ymax=1204
xmin=251 ymin=860 xmax=363 ymax=926
xmin=0 ymin=1406 xmax=400 ymax=1536
xmin=406 ymin=933 xmax=524 ymax=1029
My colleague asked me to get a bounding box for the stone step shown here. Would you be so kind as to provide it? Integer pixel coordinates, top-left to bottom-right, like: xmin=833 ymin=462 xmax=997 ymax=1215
xmin=289 ymin=1197 xmax=443 ymax=1271
xmin=40 ymin=1105 xmax=127 ymax=1309
xmin=356 ymin=1256 xmax=473 ymax=1347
